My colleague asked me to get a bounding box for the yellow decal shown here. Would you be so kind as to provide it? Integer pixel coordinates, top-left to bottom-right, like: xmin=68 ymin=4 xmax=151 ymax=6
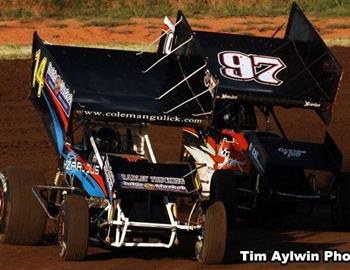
xmin=32 ymin=50 xmax=40 ymax=87
xmin=32 ymin=50 xmax=47 ymax=98
xmin=194 ymin=174 xmax=201 ymax=190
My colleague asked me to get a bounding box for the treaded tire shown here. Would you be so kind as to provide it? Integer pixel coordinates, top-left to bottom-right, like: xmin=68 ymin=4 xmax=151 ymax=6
xmin=0 ymin=166 xmax=47 ymax=245
xmin=195 ymin=201 xmax=227 ymax=264
xmin=210 ymin=170 xmax=237 ymax=226
xmin=58 ymin=195 xmax=89 ymax=261
xmin=334 ymin=172 xmax=350 ymax=230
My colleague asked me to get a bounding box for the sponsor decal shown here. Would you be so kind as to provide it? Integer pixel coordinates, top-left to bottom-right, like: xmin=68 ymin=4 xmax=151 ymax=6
xmin=117 ymin=173 xmax=187 ymax=193
xmin=304 ymin=101 xmax=321 ymax=108
xmin=218 ymin=51 xmax=286 ymax=86
xmin=249 ymin=143 xmax=264 ymax=172
xmin=203 ymin=70 xmax=218 ymax=94
xmin=76 ymin=110 xmax=204 ymax=125
xmin=64 ymin=152 xmax=100 ymax=175
xmin=144 ymin=183 xmax=156 ymax=190
xmin=150 ymin=176 xmax=186 ymax=185
xmin=0 ymin=172 xmax=7 ymax=193
xmin=278 ymin=147 xmax=307 ymax=158
xmin=46 ymin=62 xmax=73 ymax=116
xmin=103 ymin=155 xmax=115 ymax=195
xmin=162 ymin=16 xmax=175 ymax=55
xmin=217 ymin=93 xmax=238 ymax=100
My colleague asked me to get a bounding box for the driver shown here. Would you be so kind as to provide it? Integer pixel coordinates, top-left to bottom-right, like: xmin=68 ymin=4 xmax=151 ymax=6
xmin=94 ymin=127 xmax=121 ymax=153
xmin=210 ymin=104 xmax=251 ymax=174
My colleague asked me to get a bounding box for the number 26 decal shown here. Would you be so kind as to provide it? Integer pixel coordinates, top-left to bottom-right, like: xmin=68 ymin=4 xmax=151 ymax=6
xmin=218 ymin=51 xmax=286 ymax=86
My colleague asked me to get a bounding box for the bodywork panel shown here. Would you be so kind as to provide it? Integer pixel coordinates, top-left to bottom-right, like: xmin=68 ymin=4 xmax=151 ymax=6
xmin=248 ymin=132 xmax=342 ymax=176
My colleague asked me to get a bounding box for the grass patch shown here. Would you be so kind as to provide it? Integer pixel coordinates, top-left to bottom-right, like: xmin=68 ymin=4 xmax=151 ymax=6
xmin=239 ymin=31 xmax=255 ymax=36
xmin=0 ymin=45 xmax=32 ymax=60
xmin=145 ymin=24 xmax=160 ymax=29
xmin=1 ymin=0 xmax=350 ymax=19
xmin=191 ymin=23 xmax=211 ymax=29
xmin=244 ymin=24 xmax=259 ymax=31
xmin=325 ymin=38 xmax=350 ymax=46
xmin=0 ymin=8 xmax=32 ymax=20
xmin=221 ymin=26 xmax=239 ymax=33
xmin=327 ymin=23 xmax=350 ymax=29
xmin=48 ymin=23 xmax=68 ymax=29
xmin=115 ymin=29 xmax=134 ymax=34
xmin=320 ymin=28 xmax=334 ymax=35
xmin=83 ymin=20 xmax=137 ymax=28
xmin=257 ymin=25 xmax=278 ymax=32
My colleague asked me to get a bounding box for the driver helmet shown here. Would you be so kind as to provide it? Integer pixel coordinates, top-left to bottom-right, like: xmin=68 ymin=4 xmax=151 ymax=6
xmin=215 ymin=104 xmax=246 ymax=131
xmin=94 ymin=127 xmax=119 ymax=153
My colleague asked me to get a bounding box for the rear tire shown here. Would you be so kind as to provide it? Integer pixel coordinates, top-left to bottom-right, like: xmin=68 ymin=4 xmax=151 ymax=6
xmin=195 ymin=201 xmax=227 ymax=264
xmin=58 ymin=195 xmax=89 ymax=261
xmin=0 ymin=167 xmax=47 ymax=245
xmin=333 ymin=172 xmax=350 ymax=230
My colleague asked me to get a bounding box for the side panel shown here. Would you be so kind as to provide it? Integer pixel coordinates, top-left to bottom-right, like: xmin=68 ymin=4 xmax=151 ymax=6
xmin=285 ymin=2 xmax=343 ymax=124
xmin=62 ymin=144 xmax=108 ymax=199
xmin=30 ymin=32 xmax=73 ymax=154
xmin=248 ymin=132 xmax=342 ymax=174
xmin=111 ymin=160 xmax=198 ymax=196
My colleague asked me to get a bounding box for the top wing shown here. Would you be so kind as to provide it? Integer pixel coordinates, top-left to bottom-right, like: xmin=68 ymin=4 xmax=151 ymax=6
xmin=169 ymin=3 xmax=342 ymax=125
xmin=30 ymin=33 xmax=215 ymax=153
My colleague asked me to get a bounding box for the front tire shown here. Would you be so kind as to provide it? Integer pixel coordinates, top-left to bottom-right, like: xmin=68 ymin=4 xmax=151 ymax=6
xmin=195 ymin=201 xmax=227 ymax=264
xmin=0 ymin=167 xmax=47 ymax=245
xmin=210 ymin=170 xmax=237 ymax=226
xmin=58 ymin=194 xmax=89 ymax=261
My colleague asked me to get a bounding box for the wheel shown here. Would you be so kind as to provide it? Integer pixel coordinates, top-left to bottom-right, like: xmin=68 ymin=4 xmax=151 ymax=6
xmin=195 ymin=201 xmax=227 ymax=264
xmin=58 ymin=194 xmax=89 ymax=261
xmin=333 ymin=172 xmax=350 ymax=230
xmin=210 ymin=170 xmax=237 ymax=226
xmin=0 ymin=167 xmax=47 ymax=245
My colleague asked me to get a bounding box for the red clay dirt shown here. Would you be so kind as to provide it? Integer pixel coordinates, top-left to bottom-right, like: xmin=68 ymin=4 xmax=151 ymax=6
xmin=0 ymin=48 xmax=349 ymax=270
xmin=0 ymin=16 xmax=350 ymax=46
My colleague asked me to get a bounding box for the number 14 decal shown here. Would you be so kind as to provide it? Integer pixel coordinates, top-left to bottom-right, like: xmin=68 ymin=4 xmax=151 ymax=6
xmin=218 ymin=51 xmax=286 ymax=86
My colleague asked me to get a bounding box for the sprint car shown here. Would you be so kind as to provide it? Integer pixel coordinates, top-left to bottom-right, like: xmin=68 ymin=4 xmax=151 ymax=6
xmin=175 ymin=3 xmax=348 ymax=227
xmin=0 ymin=2 xmax=347 ymax=265
xmin=0 ymin=14 xmax=224 ymax=264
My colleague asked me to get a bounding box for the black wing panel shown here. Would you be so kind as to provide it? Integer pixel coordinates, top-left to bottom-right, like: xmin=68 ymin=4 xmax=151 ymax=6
xmin=30 ymin=33 xmax=216 ymax=136
xmin=172 ymin=4 xmax=342 ymax=125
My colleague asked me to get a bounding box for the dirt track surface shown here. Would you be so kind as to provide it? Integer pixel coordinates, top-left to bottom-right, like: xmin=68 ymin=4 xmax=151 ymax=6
xmin=1 ymin=16 xmax=350 ymax=46
xmin=0 ymin=47 xmax=350 ymax=269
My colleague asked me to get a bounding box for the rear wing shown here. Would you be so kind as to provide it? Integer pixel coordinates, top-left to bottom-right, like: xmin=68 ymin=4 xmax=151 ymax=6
xmin=161 ymin=3 xmax=342 ymax=125
xmin=30 ymin=32 xmax=216 ymax=154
